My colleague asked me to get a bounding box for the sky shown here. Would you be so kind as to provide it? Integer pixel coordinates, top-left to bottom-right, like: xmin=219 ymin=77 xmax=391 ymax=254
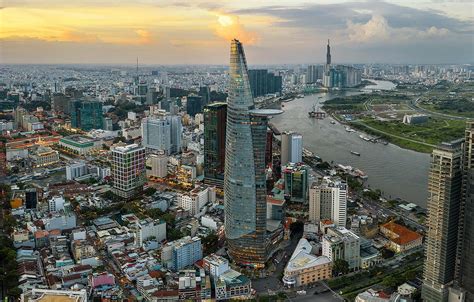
xmin=0 ymin=0 xmax=473 ymax=65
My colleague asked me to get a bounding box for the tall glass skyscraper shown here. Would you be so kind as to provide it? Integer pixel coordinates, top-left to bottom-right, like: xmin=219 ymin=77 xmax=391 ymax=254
xmin=224 ymin=39 xmax=282 ymax=267
xmin=203 ymin=102 xmax=227 ymax=186
xmin=70 ymin=99 xmax=103 ymax=131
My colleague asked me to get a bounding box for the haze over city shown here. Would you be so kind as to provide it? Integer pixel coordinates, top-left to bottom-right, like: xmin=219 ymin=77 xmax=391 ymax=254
xmin=1 ymin=0 xmax=473 ymax=64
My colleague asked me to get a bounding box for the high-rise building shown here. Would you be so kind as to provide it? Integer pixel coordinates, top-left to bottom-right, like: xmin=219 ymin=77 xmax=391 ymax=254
xmin=281 ymin=131 xmax=303 ymax=167
xmin=306 ymin=65 xmax=324 ymax=84
xmin=161 ymin=236 xmax=203 ymax=271
xmin=422 ymin=140 xmax=463 ymax=302
xmin=186 ymin=95 xmax=203 ymax=117
xmin=309 ymin=177 xmax=347 ymax=228
xmin=282 ymin=162 xmax=309 ymax=203
xmin=198 ymin=86 xmax=211 ymax=106
xmin=326 ymin=39 xmax=331 ymax=65
xmin=248 ymin=69 xmax=282 ymax=98
xmin=322 ymin=227 xmax=360 ymax=271
xmin=146 ymin=154 xmax=168 ymax=178
xmin=224 ymin=39 xmax=283 ymax=267
xmin=203 ymin=102 xmax=227 ymax=186
xmin=52 ymin=93 xmax=72 ymax=114
xmin=70 ymin=99 xmax=103 ymax=131
xmin=456 ymin=123 xmax=474 ymax=300
xmin=141 ymin=115 xmax=181 ymax=154
xmin=111 ymin=144 xmax=146 ymax=199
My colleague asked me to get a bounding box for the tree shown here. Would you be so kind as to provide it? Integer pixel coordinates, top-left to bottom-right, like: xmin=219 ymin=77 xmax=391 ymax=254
xmin=333 ymin=259 xmax=350 ymax=275
xmin=143 ymin=187 xmax=157 ymax=196
xmin=382 ymin=275 xmax=398 ymax=288
xmin=201 ymin=232 xmax=219 ymax=254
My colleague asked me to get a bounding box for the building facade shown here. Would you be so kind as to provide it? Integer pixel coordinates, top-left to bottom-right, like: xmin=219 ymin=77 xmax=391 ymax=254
xmin=281 ymin=131 xmax=303 ymax=167
xmin=422 ymin=140 xmax=463 ymax=302
xmin=203 ymin=103 xmax=227 ymax=186
xmin=111 ymin=144 xmax=146 ymax=199
xmin=309 ymin=177 xmax=347 ymax=228
xmin=70 ymin=99 xmax=103 ymax=131
xmin=224 ymin=39 xmax=283 ymax=267
xmin=282 ymin=162 xmax=309 ymax=202
xmin=247 ymin=69 xmax=282 ymax=98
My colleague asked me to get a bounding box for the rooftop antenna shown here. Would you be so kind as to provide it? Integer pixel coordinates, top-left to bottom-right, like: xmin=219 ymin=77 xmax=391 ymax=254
xmin=136 ymin=57 xmax=139 ymax=75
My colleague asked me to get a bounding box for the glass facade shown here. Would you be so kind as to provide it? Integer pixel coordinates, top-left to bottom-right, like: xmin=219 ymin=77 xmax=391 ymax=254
xmin=70 ymin=99 xmax=103 ymax=131
xmin=204 ymin=103 xmax=227 ymax=186
xmin=224 ymin=40 xmax=270 ymax=266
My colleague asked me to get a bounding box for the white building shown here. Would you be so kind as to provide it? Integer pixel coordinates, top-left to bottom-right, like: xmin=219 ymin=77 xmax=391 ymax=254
xmin=111 ymin=144 xmax=146 ymax=199
xmin=177 ymin=186 xmax=209 ymax=216
xmin=146 ymin=153 xmax=168 ymax=178
xmin=66 ymin=161 xmax=88 ymax=180
xmin=141 ymin=115 xmax=182 ymax=154
xmin=281 ymin=131 xmax=303 ymax=166
xmin=131 ymin=218 xmax=166 ymax=247
xmin=322 ymin=227 xmax=361 ymax=270
xmin=309 ymin=177 xmax=347 ymax=228
xmin=48 ymin=196 xmax=65 ymax=212
xmin=203 ymin=254 xmax=230 ymax=278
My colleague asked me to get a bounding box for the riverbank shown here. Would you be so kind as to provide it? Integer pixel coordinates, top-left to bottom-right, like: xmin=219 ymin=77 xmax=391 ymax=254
xmin=271 ymin=80 xmax=430 ymax=206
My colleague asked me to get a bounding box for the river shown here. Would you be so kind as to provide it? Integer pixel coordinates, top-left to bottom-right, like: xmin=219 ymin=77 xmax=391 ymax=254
xmin=271 ymin=80 xmax=430 ymax=207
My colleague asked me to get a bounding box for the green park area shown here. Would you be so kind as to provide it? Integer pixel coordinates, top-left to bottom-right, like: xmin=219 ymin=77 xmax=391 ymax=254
xmin=351 ymin=117 xmax=466 ymax=153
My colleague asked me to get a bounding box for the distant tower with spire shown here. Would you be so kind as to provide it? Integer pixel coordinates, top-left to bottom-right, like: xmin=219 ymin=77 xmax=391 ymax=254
xmin=326 ymin=39 xmax=331 ymax=65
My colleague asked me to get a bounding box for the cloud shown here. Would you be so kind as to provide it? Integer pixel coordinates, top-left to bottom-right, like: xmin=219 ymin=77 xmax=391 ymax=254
xmin=346 ymin=15 xmax=451 ymax=43
xmin=134 ymin=29 xmax=153 ymax=44
xmin=347 ymin=15 xmax=390 ymax=42
xmin=233 ymin=1 xmax=472 ymax=34
xmin=212 ymin=13 xmax=259 ymax=45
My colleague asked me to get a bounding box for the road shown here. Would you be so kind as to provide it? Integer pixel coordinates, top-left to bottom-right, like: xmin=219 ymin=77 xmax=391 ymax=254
xmin=252 ymin=232 xmax=302 ymax=294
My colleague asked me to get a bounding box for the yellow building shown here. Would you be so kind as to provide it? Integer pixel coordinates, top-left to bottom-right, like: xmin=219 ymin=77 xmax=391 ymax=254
xmin=283 ymin=238 xmax=332 ymax=287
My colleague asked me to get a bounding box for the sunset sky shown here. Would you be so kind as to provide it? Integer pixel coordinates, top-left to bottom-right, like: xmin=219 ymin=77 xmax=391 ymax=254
xmin=1 ymin=0 xmax=473 ymax=64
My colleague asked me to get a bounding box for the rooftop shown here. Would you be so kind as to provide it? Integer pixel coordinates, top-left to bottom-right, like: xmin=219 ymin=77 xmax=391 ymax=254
xmin=381 ymin=221 xmax=422 ymax=245
xmin=285 ymin=238 xmax=331 ymax=273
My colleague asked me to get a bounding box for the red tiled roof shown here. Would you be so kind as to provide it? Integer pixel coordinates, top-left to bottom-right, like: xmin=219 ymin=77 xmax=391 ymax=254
xmin=382 ymin=222 xmax=422 ymax=245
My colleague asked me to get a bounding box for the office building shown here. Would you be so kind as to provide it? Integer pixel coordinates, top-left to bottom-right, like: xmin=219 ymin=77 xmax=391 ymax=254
xmin=283 ymin=238 xmax=332 ymax=287
xmin=51 ymin=93 xmax=71 ymax=114
xmin=199 ymin=86 xmax=211 ymax=106
xmin=248 ymin=69 xmax=283 ymax=98
xmin=130 ymin=218 xmax=166 ymax=247
xmin=161 ymin=236 xmax=203 ymax=271
xmin=177 ymin=186 xmax=210 ymax=216
xmin=224 ymin=39 xmax=283 ymax=267
xmin=282 ymin=162 xmax=309 ymax=202
xmin=111 ymin=144 xmax=146 ymax=199
xmin=322 ymin=227 xmax=361 ymax=271
xmin=322 ymin=40 xmax=361 ymax=88
xmin=281 ymin=131 xmax=303 ymax=166
xmin=306 ymin=65 xmax=324 ymax=84
xmin=25 ymin=188 xmax=38 ymax=209
xmin=203 ymin=103 xmax=227 ymax=186
xmin=70 ymin=99 xmax=103 ymax=131
xmin=422 ymin=140 xmax=463 ymax=302
xmin=186 ymin=95 xmax=203 ymax=117
xmin=146 ymin=153 xmax=168 ymax=178
xmin=309 ymin=177 xmax=347 ymax=228
xmin=66 ymin=161 xmax=88 ymax=180
xmin=456 ymin=122 xmax=474 ymax=300
xmin=142 ymin=115 xmax=182 ymax=154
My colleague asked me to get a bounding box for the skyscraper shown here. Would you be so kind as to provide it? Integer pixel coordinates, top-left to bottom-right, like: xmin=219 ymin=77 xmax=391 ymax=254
xmin=141 ymin=115 xmax=182 ymax=154
xmin=203 ymin=102 xmax=227 ymax=186
xmin=248 ymin=69 xmax=282 ymax=98
xmin=281 ymin=131 xmax=303 ymax=167
xmin=282 ymin=162 xmax=309 ymax=203
xmin=422 ymin=140 xmax=463 ymax=302
xmin=456 ymin=122 xmax=474 ymax=300
xmin=111 ymin=144 xmax=146 ymax=199
xmin=186 ymin=95 xmax=203 ymax=117
xmin=309 ymin=177 xmax=347 ymax=228
xmin=224 ymin=39 xmax=283 ymax=267
xmin=326 ymin=39 xmax=331 ymax=65
xmin=70 ymin=99 xmax=103 ymax=131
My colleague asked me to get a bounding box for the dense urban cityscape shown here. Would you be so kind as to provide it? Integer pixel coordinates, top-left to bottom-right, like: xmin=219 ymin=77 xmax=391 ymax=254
xmin=1 ymin=1 xmax=473 ymax=302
